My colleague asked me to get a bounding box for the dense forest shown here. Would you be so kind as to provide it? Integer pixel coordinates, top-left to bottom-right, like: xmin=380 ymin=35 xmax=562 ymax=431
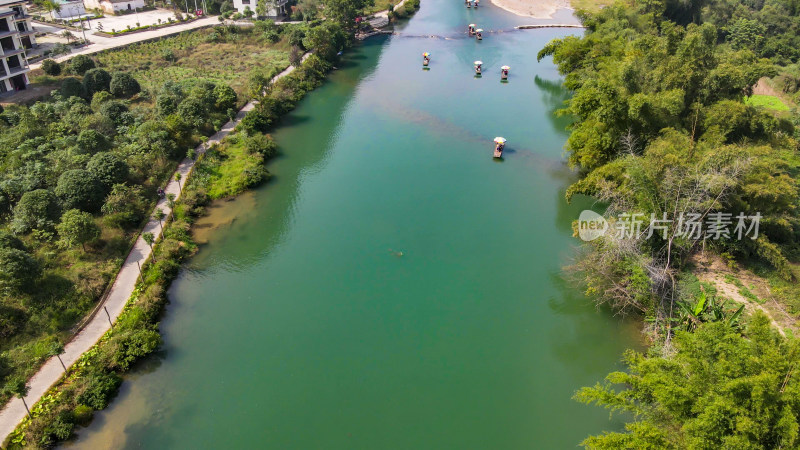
xmin=540 ymin=0 xmax=800 ymax=447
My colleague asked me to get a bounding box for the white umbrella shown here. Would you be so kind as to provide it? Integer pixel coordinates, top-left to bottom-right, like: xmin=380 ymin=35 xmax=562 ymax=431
xmin=474 ymin=60 xmax=483 ymax=65
xmin=494 ymin=137 xmax=506 ymax=144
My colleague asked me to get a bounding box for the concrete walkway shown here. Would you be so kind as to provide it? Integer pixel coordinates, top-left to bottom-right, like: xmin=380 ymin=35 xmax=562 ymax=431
xmin=0 ymin=57 xmax=308 ymax=444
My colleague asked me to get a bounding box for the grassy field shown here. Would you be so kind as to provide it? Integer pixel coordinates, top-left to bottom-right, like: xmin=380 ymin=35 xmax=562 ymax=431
xmin=568 ymin=0 xmax=612 ymax=12
xmin=93 ymin=28 xmax=291 ymax=97
xmin=744 ymin=94 xmax=791 ymax=112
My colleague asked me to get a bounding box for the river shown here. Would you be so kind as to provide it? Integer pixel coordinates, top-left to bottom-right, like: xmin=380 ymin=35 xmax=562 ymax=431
xmin=70 ymin=2 xmax=641 ymax=448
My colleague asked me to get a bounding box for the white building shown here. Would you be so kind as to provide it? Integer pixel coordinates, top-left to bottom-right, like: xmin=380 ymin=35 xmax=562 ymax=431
xmin=232 ymin=0 xmax=288 ymax=17
xmin=53 ymin=0 xmax=87 ymax=19
xmin=83 ymin=0 xmax=145 ymax=15
xmin=0 ymin=0 xmax=35 ymax=95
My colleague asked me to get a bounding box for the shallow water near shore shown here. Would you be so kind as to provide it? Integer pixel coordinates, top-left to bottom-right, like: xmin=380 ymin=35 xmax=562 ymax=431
xmin=69 ymin=2 xmax=641 ymax=448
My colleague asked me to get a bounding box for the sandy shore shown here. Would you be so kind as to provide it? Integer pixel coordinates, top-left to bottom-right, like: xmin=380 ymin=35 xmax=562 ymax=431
xmin=490 ymin=0 xmax=572 ymax=19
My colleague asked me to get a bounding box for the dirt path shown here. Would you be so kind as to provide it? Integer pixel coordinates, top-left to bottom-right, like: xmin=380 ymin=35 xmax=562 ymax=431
xmin=692 ymin=253 xmax=796 ymax=336
xmin=0 ymin=55 xmax=309 ymax=445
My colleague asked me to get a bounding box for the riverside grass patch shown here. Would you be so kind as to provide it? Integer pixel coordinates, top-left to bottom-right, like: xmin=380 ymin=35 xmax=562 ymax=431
xmin=744 ymin=94 xmax=791 ymax=112
xmin=93 ymin=27 xmax=291 ymax=97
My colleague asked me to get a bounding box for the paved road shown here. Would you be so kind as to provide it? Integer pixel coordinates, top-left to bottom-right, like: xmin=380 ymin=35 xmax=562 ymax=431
xmin=0 ymin=58 xmax=307 ymax=445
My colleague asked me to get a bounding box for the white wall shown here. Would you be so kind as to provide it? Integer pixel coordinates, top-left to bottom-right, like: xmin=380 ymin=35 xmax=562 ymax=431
xmin=54 ymin=1 xmax=87 ymax=19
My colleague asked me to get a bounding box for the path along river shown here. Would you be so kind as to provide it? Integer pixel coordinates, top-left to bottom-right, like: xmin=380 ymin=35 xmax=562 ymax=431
xmin=69 ymin=2 xmax=641 ymax=448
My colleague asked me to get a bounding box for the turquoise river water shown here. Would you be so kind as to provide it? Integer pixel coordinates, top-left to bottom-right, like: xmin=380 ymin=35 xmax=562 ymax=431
xmin=70 ymin=2 xmax=641 ymax=448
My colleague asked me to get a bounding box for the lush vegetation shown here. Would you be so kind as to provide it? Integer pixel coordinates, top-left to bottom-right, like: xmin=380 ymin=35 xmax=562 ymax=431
xmin=92 ymin=26 xmax=291 ymax=98
xmin=0 ymin=24 xmax=300 ymax=411
xmin=577 ymin=313 xmax=799 ymax=448
xmin=541 ymin=0 xmax=800 ymax=446
xmin=744 ymin=94 xmax=791 ymax=111
xmin=5 ymin=166 xmax=206 ymax=449
xmin=3 ymin=17 xmax=350 ymax=447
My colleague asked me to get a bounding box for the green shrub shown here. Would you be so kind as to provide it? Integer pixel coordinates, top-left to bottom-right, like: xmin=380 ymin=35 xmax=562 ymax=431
xmin=76 ymin=129 xmax=111 ymax=154
xmin=243 ymin=132 xmax=277 ymax=158
xmin=83 ymin=68 xmax=112 ymax=96
xmin=109 ymin=72 xmax=141 ymax=98
xmin=213 ymin=84 xmax=237 ymax=111
xmin=101 ymin=183 xmax=147 ymax=229
xmin=60 ymin=77 xmax=85 ymax=98
xmin=57 ymin=209 xmax=100 ymax=249
xmin=68 ymin=54 xmax=95 ymax=75
xmin=42 ymin=59 xmax=61 ymax=76
xmin=73 ymin=405 xmax=93 ymax=426
xmin=55 ymin=169 xmax=105 ymax=212
xmin=239 ymin=109 xmax=271 ymax=133
xmin=87 ymin=152 xmax=129 ymax=189
xmin=12 ymin=189 xmax=61 ymax=234
xmin=0 ymin=248 xmax=41 ymax=291
xmin=77 ymin=372 xmax=121 ymax=410
xmin=0 ymin=231 xmax=26 ymax=251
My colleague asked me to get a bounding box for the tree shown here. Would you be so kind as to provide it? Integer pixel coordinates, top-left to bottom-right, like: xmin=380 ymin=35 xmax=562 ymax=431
xmin=153 ymin=208 xmax=166 ymax=229
xmin=289 ymin=45 xmax=303 ymax=67
xmin=0 ymin=248 xmax=41 ymax=292
xmin=76 ymin=129 xmax=111 ymax=155
xmin=59 ymin=77 xmax=85 ymax=99
xmin=0 ymin=231 xmax=26 ymax=251
xmin=176 ymin=97 xmax=206 ymax=128
xmin=87 ymin=152 xmax=129 ymax=190
xmin=41 ymin=59 xmax=61 ymax=76
xmin=256 ymin=0 xmax=272 ymax=17
xmin=303 ymin=23 xmax=346 ymax=61
xmin=4 ymin=377 xmax=31 ymax=418
xmin=68 ymin=54 xmax=95 ymax=76
xmin=576 ymin=314 xmax=800 ymax=449
xmin=322 ymin=0 xmax=372 ymax=29
xmin=34 ymin=0 xmax=60 ymax=19
xmin=61 ymin=30 xmax=76 ymax=43
xmin=99 ymin=100 xmax=129 ymax=125
xmin=48 ymin=341 xmax=67 ymax=372
xmin=55 ymin=169 xmax=105 ymax=212
xmin=101 ymin=184 xmax=147 ymax=229
xmin=243 ymin=5 xmax=254 ymax=18
xmin=12 ymin=189 xmax=61 ymax=234
xmin=57 ymin=209 xmax=100 ymax=251
xmin=82 ymin=68 xmax=112 ymax=96
xmin=213 ymin=84 xmax=237 ymax=111
xmin=109 ymin=72 xmax=141 ymax=98
xmin=142 ymin=232 xmax=156 ymax=261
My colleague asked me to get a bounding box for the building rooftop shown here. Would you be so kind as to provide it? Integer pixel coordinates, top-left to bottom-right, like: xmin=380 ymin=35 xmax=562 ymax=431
xmin=0 ymin=0 xmax=25 ymax=8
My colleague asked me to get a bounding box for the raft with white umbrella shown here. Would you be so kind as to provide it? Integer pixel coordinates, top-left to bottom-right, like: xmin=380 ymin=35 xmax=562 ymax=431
xmin=476 ymin=28 xmax=483 ymax=40
xmin=422 ymin=52 xmax=431 ymax=66
xmin=494 ymin=137 xmax=506 ymax=158
xmin=474 ymin=60 xmax=483 ymax=75
xmin=468 ymin=23 xmax=476 ymax=35
xmin=500 ymin=65 xmax=510 ymax=80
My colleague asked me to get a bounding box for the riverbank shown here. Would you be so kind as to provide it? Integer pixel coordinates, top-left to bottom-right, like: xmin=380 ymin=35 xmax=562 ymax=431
xmin=490 ymin=0 xmax=572 ymax=19
xmin=1 ymin=47 xmax=332 ymax=447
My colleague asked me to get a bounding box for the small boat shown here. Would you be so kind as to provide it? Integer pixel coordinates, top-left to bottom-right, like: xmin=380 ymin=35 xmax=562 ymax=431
xmin=500 ymin=65 xmax=510 ymax=80
xmin=422 ymin=52 xmax=430 ymax=66
xmin=474 ymin=60 xmax=483 ymax=75
xmin=493 ymin=137 xmax=506 ymax=158
xmin=474 ymin=0 xmax=479 ymax=7
xmin=468 ymin=23 xmax=476 ymax=35
xmin=476 ymin=28 xmax=483 ymax=40
xmin=466 ymin=0 xmax=472 ymax=8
